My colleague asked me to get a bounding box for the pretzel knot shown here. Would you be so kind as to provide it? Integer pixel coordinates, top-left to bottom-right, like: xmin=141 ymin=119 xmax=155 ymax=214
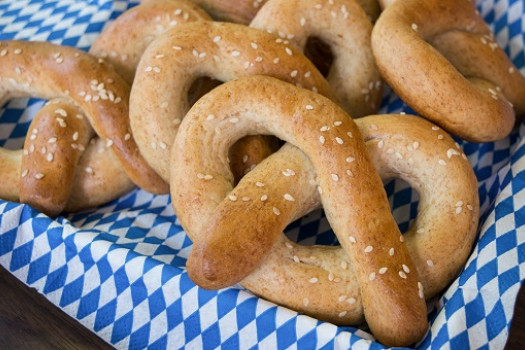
xmin=170 ymin=75 xmax=476 ymax=346
xmin=372 ymin=0 xmax=525 ymax=142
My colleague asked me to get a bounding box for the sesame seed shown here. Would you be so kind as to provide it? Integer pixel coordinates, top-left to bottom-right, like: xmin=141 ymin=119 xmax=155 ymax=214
xmin=46 ymin=153 xmax=53 ymax=162
xmin=29 ymin=144 xmax=35 ymax=152
xmin=338 ymin=295 xmax=347 ymax=302
xmin=331 ymin=174 xmax=339 ymax=181
xmin=347 ymin=297 xmax=356 ymax=304
xmin=228 ymin=194 xmax=237 ymax=201
xmin=241 ymin=196 xmax=250 ymax=201
xmin=364 ymin=246 xmax=373 ymax=253
xmin=250 ymin=42 xmax=258 ymax=49
xmin=467 ymin=204 xmax=473 ymax=211
xmin=256 ymin=181 xmax=264 ymax=187
xmin=56 ymin=57 xmax=64 ymax=64
xmin=438 ymin=134 xmax=444 ymax=140
xmin=285 ymin=242 xmax=293 ymax=249
xmin=328 ymin=272 xmax=335 ymax=281
xmin=303 ymin=298 xmax=309 ymax=306
xmin=349 ymin=236 xmax=356 ymax=243
xmin=379 ymin=267 xmax=388 ymax=274
xmin=260 ymin=194 xmax=268 ymax=201
xmin=290 ymin=70 xmax=298 ymax=78
xmin=229 ymin=117 xmax=239 ymax=123
xmin=413 ymin=141 xmax=419 ymax=150
xmin=400 ymin=235 xmax=405 ymax=242
xmin=417 ymin=228 xmax=425 ymax=233
xmin=284 ymin=193 xmax=295 ymax=201
xmin=411 ymin=23 xmax=418 ymax=31
xmin=399 ymin=271 xmax=407 ymax=279
xmin=0 ymin=49 xmax=7 ymax=56
xmin=338 ymin=311 xmax=347 ymax=317
xmin=378 ymin=140 xmax=384 ymax=148
xmin=402 ymin=264 xmax=410 ymax=273
xmin=197 ymin=173 xmax=205 ymax=179
xmin=438 ymin=159 xmax=447 ymax=166
xmin=309 ymin=277 xmax=318 ymax=283
xmin=85 ymin=166 xmax=94 ymax=174
xmin=346 ymin=157 xmax=355 ymax=163
xmin=145 ymin=66 xmax=153 ymax=72
xmin=173 ymin=45 xmax=182 ymax=50
xmin=34 ymin=173 xmax=45 ymax=179
xmin=432 ymin=126 xmax=440 ymax=131
xmin=21 ymin=169 xmax=28 ymax=177
xmin=29 ymin=134 xmax=36 ymax=141
xmin=346 ymin=170 xmax=353 ymax=177
xmin=305 ymin=104 xmax=314 ymax=110
xmin=231 ymin=51 xmax=240 ymax=57
xmin=72 ymin=132 xmax=79 ymax=141
xmin=124 ymin=133 xmax=131 ymax=141
xmin=273 ymin=57 xmax=280 ymax=64
xmin=456 ymin=207 xmax=463 ymax=214
xmin=300 ymin=17 xmax=306 ymax=26
xmin=369 ymin=272 xmax=376 ymax=281
xmin=320 ymin=126 xmax=329 ymax=132
xmin=335 ymin=137 xmax=344 ymax=144
xmin=341 ymin=261 xmax=348 ymax=269
xmin=427 ymin=259 xmax=434 ymax=267
xmin=509 ymin=67 xmax=515 ymax=74
xmin=418 ymin=282 xmax=424 ymax=299
xmin=456 ymin=201 xmax=464 ymax=207
xmin=273 ymin=207 xmax=281 ymax=215
xmin=15 ymin=67 xmax=21 ymax=74
xmin=255 ymin=56 xmax=262 ymax=62
xmin=395 ymin=152 xmax=403 ymax=159
xmin=285 ymin=47 xmax=293 ymax=56
xmin=282 ymin=169 xmax=295 ymax=176
xmin=106 ymin=139 xmax=113 ymax=147
xmin=293 ymin=255 xmax=300 ymax=263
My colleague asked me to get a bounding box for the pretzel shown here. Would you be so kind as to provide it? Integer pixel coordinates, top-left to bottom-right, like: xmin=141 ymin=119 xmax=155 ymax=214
xmin=130 ymin=21 xmax=336 ymax=182
xmin=250 ymin=0 xmax=382 ymax=118
xmin=372 ymin=0 xmax=525 ymax=142
xmin=171 ymin=75 xmax=433 ymax=346
xmin=0 ymin=40 xmax=169 ymax=215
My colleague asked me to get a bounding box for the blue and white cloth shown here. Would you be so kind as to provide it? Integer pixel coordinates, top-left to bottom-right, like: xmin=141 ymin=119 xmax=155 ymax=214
xmin=0 ymin=0 xmax=524 ymax=348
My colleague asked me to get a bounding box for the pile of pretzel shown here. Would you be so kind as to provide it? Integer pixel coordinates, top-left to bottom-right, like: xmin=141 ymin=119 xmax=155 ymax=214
xmin=1 ymin=0 xmax=524 ymax=346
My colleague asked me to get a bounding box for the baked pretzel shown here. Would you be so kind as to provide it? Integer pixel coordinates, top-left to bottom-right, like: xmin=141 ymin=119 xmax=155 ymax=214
xmin=142 ymin=0 xmax=381 ymax=24
xmin=130 ymin=21 xmax=336 ymax=182
xmin=171 ymin=75 xmax=432 ymax=347
xmin=372 ymin=0 xmax=525 ymax=142
xmin=250 ymin=0 xmax=382 ymax=118
xmin=0 ymin=40 xmax=168 ymax=215
xmin=0 ymin=0 xmax=211 ymax=215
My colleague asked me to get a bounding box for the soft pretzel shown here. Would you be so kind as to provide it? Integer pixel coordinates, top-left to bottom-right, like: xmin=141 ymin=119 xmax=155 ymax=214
xmin=0 ymin=40 xmax=168 ymax=215
xmin=171 ymin=75 xmax=430 ymax=347
xmin=2 ymin=0 xmax=212 ymax=215
xmin=372 ymin=0 xmax=525 ymax=142
xmin=130 ymin=21 xmax=336 ymax=182
xmin=250 ymin=0 xmax=382 ymax=118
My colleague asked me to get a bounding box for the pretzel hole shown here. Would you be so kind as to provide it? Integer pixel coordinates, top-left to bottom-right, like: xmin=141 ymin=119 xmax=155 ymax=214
xmin=0 ymin=97 xmax=46 ymax=149
xmin=304 ymin=37 xmax=334 ymax=78
xmin=284 ymin=178 xmax=419 ymax=246
xmin=187 ymin=76 xmax=222 ymax=106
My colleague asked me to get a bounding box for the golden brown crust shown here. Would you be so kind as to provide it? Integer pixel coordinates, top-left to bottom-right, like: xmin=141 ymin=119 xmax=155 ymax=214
xmin=130 ymin=21 xmax=336 ymax=182
xmin=250 ymin=0 xmax=382 ymax=117
xmin=371 ymin=0 xmax=525 ymax=142
xmin=171 ymin=75 xmax=429 ymax=347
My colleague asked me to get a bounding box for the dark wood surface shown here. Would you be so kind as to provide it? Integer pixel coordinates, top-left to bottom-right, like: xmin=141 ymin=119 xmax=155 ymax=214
xmin=0 ymin=264 xmax=523 ymax=349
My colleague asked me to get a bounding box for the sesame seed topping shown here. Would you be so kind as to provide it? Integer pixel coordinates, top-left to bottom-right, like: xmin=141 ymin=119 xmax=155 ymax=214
xmin=438 ymin=159 xmax=447 ymax=166
xmin=347 ymin=297 xmax=356 ymax=304
xmin=206 ymin=114 xmax=215 ymax=121
xmin=456 ymin=207 xmax=463 ymax=214
xmin=400 ymin=235 xmax=405 ymax=242
xmin=15 ymin=67 xmax=21 ymax=74
xmin=338 ymin=311 xmax=347 ymax=318
xmin=378 ymin=140 xmax=384 ymax=148
xmin=46 ymin=153 xmax=53 ymax=162
xmin=124 ymin=133 xmax=131 ymax=141
xmin=250 ymin=42 xmax=258 ymax=49
xmin=331 ymin=174 xmax=339 ymax=181
xmin=418 ymin=282 xmax=424 ymax=299
xmin=338 ymin=295 xmax=347 ymax=302
xmin=399 ymin=271 xmax=407 ymax=279
xmin=346 ymin=157 xmax=355 ymax=163
xmin=300 ymin=17 xmax=306 ymax=26
xmin=29 ymin=134 xmax=36 ymax=141
xmin=364 ymin=245 xmax=373 ymax=253
xmin=273 ymin=207 xmax=281 ymax=215
xmin=282 ymin=169 xmax=295 ymax=176
xmin=509 ymin=67 xmax=515 ymax=74
xmin=285 ymin=242 xmax=293 ymax=249
xmin=320 ymin=126 xmax=329 ymax=132
xmin=427 ymin=259 xmax=434 ymax=267
xmin=379 ymin=267 xmax=388 ymax=274
xmin=0 ymin=49 xmax=7 ymax=56
xmin=341 ymin=261 xmax=348 ymax=269
xmin=309 ymin=277 xmax=318 ymax=283
xmin=213 ymin=36 xmax=221 ymax=43
xmin=228 ymin=194 xmax=237 ymax=201
xmin=467 ymin=204 xmax=474 ymax=211
xmin=106 ymin=139 xmax=113 ymax=147
xmin=336 ymin=137 xmax=344 ymax=144
xmin=305 ymin=105 xmax=314 ymax=110
xmin=432 ymin=126 xmax=440 ymax=131
xmin=328 ymin=272 xmax=335 ymax=281
xmin=273 ymin=57 xmax=280 ymax=64
xmin=284 ymin=193 xmax=295 ymax=201
xmin=21 ymin=169 xmax=28 ymax=177
xmin=438 ymin=134 xmax=444 ymax=140
xmin=293 ymin=255 xmax=300 ymax=263
xmin=172 ymin=46 xmax=182 ymax=51
xmin=333 ymin=121 xmax=342 ymax=127
xmin=34 ymin=173 xmax=45 ymax=179
xmin=349 ymin=236 xmax=356 ymax=243
xmin=411 ymin=23 xmax=418 ymax=31
xmin=260 ymin=194 xmax=268 ymax=201
xmin=303 ymin=298 xmax=309 ymax=306
xmin=255 ymin=181 xmax=264 ymax=187
xmin=319 ymin=136 xmax=326 ymax=144
xmin=413 ymin=141 xmax=419 ymax=149
xmin=229 ymin=117 xmax=239 ymax=123
xmin=417 ymin=228 xmax=425 ymax=233
xmin=285 ymin=47 xmax=293 ymax=55
xmin=72 ymin=132 xmax=79 ymax=141
xmin=369 ymin=272 xmax=376 ymax=281
xmin=290 ymin=70 xmax=298 ymax=77
xmin=231 ymin=51 xmax=240 ymax=57
xmin=241 ymin=196 xmax=250 ymax=201
xmin=402 ymin=264 xmax=410 ymax=273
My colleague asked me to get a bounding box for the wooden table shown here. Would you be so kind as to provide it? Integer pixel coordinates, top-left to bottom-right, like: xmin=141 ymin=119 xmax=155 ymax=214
xmin=0 ymin=264 xmax=523 ymax=349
